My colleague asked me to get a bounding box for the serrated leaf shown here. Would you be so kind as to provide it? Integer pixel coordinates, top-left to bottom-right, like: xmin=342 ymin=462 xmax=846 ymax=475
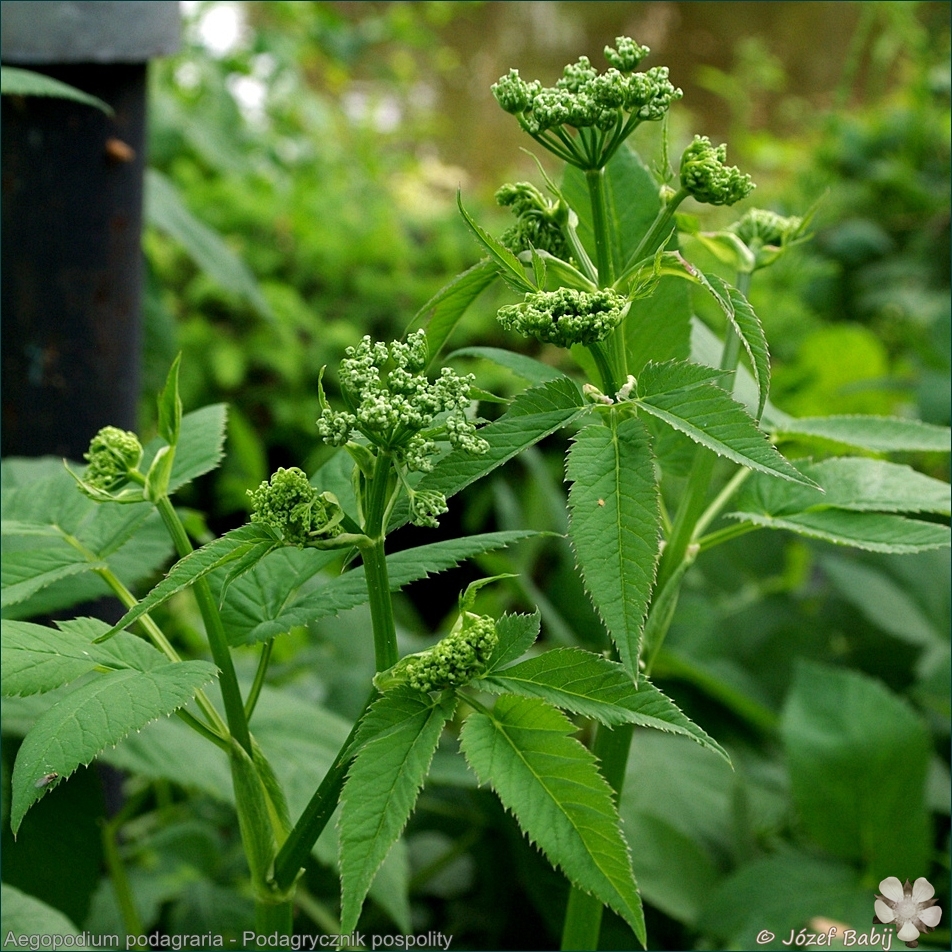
xmin=405 ymin=259 xmax=499 ymax=366
xmin=735 ymin=458 xmax=951 ymax=517
xmin=637 ymin=360 xmax=815 ymax=486
xmin=11 ymin=660 xmax=218 ymax=832
xmin=221 ymin=531 xmax=538 ymax=646
xmin=487 ymin=611 xmax=541 ymax=671
xmin=166 ymin=404 xmax=229 ymax=493
xmin=0 ymin=882 xmax=90 ymax=949
xmin=448 ymin=346 xmax=566 ymax=386
xmin=773 ymin=415 xmax=951 ymax=453
xmin=1 ymin=550 xmax=102 ymax=608
xmin=459 ymin=695 xmax=645 ymax=944
xmin=727 ymin=509 xmax=950 ymax=554
xmin=566 ymin=416 xmax=660 ymax=678
xmin=145 ymin=169 xmax=274 ymax=321
xmin=339 ymin=689 xmax=455 ymax=934
xmin=482 ymin=648 xmax=727 ymax=760
xmin=1 ymin=65 xmax=113 ymax=115
xmin=103 ymin=524 xmax=277 ymax=640
xmin=456 ymin=193 xmax=535 ymax=293
xmin=1 ymin=620 xmax=164 ymax=697
xmin=157 ymin=354 xmax=184 ymax=446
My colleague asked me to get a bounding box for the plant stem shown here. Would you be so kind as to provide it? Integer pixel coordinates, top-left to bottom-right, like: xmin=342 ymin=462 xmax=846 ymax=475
xmin=154 ymin=495 xmax=253 ymax=756
xmin=245 ymin=639 xmax=274 ymax=722
xmin=586 ymin=168 xmax=614 ymax=287
xmin=624 ymin=187 xmax=689 ymax=275
xmin=254 ymin=898 xmax=293 ymax=942
xmin=272 ymin=690 xmax=377 ymax=892
xmin=100 ymin=817 xmax=144 ymax=939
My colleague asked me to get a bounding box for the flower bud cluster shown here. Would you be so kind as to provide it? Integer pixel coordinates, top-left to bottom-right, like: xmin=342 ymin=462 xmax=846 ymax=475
xmin=316 ymin=330 xmax=488 ymax=472
xmin=248 ymin=467 xmax=342 ymax=545
xmin=491 ymin=38 xmax=681 ymax=163
xmin=83 ymin=426 xmax=143 ymax=491
xmin=497 ymin=288 xmax=629 ymax=348
xmin=729 ymin=207 xmax=805 ymax=270
xmin=402 ymin=615 xmax=498 ymax=693
xmin=679 ymin=135 xmax=755 ymax=207
xmin=496 ymin=182 xmax=570 ymax=259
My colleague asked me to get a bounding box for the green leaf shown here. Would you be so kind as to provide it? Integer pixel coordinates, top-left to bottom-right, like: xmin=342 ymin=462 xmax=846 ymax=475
xmin=221 ymin=531 xmax=538 ymax=646
xmin=145 ymin=169 xmax=274 ymax=322
xmin=10 ymin=660 xmax=217 ymax=832
xmin=773 ymin=414 xmax=951 ymax=452
xmin=0 ymin=883 xmax=91 ymax=950
xmin=1 ymin=549 xmax=102 ymax=609
xmin=1 ymin=65 xmax=113 ymax=115
xmin=486 ymin=611 xmax=541 ymax=670
xmin=1 ymin=620 xmax=164 ymax=697
xmin=167 ymin=404 xmax=229 ymax=493
xmin=482 ymin=648 xmax=727 ymax=759
xmin=101 ymin=524 xmax=278 ymax=640
xmin=405 ymin=259 xmax=499 ymax=366
xmin=157 ymin=354 xmax=184 ymax=446
xmin=637 ymin=360 xmax=815 ymax=485
xmin=460 ymin=695 xmax=645 ymax=944
xmin=566 ymin=415 xmax=660 ymax=678
xmin=339 ymin=689 xmax=455 ymax=934
xmin=735 ymin=457 xmax=951 ymax=517
xmin=456 ymin=193 xmax=535 ymax=293
xmin=413 ymin=377 xmax=585 ymax=506
xmin=448 ymin=346 xmax=566 ymax=386
xmin=781 ymin=662 xmax=931 ymax=877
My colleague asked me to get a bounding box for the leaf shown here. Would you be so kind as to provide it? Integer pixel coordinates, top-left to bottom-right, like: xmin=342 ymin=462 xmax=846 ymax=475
xmin=1 ymin=65 xmax=113 ymax=115
xmin=167 ymin=404 xmax=229 ymax=493
xmin=448 ymin=346 xmax=566 ymax=386
xmin=0 ymin=883 xmax=91 ymax=950
xmin=456 ymin=193 xmax=535 ymax=293
xmin=486 ymin=611 xmax=541 ymax=671
xmin=1 ymin=549 xmax=102 ymax=608
xmin=101 ymin=524 xmax=278 ymax=640
xmin=221 ymin=530 xmax=538 ymax=646
xmin=405 ymin=259 xmax=499 ymax=365
xmin=157 ymin=354 xmax=184 ymax=446
xmin=460 ymin=695 xmax=645 ymax=944
xmin=339 ymin=689 xmax=455 ymax=933
xmin=1 ymin=620 xmax=164 ymax=697
xmin=637 ymin=360 xmax=815 ymax=486
xmin=10 ymin=660 xmax=218 ymax=832
xmin=566 ymin=415 xmax=660 ymax=678
xmin=773 ymin=414 xmax=951 ymax=452
xmin=781 ymin=662 xmax=931 ymax=876
xmin=145 ymin=169 xmax=274 ymax=322
xmin=482 ymin=648 xmax=728 ymax=760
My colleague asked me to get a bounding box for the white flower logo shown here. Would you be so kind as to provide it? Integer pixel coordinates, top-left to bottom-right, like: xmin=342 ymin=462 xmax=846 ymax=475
xmin=873 ymin=876 xmax=942 ymax=948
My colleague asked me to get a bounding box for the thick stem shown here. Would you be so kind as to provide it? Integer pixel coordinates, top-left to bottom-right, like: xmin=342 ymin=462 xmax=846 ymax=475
xmin=624 ymin=187 xmax=689 ymax=276
xmin=155 ymin=495 xmax=252 ymax=756
xmin=586 ymin=168 xmax=614 ymax=287
xmin=254 ymin=899 xmax=294 ymax=943
xmin=272 ymin=691 xmax=377 ymax=892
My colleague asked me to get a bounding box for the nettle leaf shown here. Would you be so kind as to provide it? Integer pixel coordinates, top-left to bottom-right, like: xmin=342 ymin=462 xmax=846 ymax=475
xmin=405 ymin=259 xmax=499 ymax=366
xmin=10 ymin=660 xmax=217 ymax=832
xmin=637 ymin=360 xmax=814 ymax=486
xmin=773 ymin=415 xmax=951 ymax=453
xmin=1 ymin=620 xmax=164 ymax=697
xmin=221 ymin=530 xmax=538 ymax=646
xmin=102 ymin=524 xmax=278 ymax=640
xmin=566 ymin=415 xmax=660 ymax=678
xmin=486 ymin=611 xmax=542 ymax=671
xmin=481 ymin=648 xmax=727 ymax=760
xmin=339 ymin=688 xmax=456 ymax=934
xmin=460 ymin=695 xmax=645 ymax=944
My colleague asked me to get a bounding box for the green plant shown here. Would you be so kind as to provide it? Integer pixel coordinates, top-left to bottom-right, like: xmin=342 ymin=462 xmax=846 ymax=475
xmin=3 ymin=32 xmax=950 ymax=952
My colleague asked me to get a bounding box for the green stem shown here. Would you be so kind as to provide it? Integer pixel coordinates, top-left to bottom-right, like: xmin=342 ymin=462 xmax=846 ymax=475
xmin=154 ymin=495 xmax=252 ymax=756
xmin=697 ymin=521 xmax=760 ymax=552
xmin=586 ymin=168 xmax=614 ymax=286
xmin=100 ymin=818 xmax=144 ymax=939
xmin=245 ymin=639 xmax=274 ymax=723
xmin=624 ymin=186 xmax=689 ymax=274
xmin=272 ymin=690 xmax=377 ymax=892
xmin=254 ymin=899 xmax=293 ymax=942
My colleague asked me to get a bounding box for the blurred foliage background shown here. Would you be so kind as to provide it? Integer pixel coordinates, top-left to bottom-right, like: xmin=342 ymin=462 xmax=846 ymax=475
xmin=4 ymin=2 xmax=949 ymax=949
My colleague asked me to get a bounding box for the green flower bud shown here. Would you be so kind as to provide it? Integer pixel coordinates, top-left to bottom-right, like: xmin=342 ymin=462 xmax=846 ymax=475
xmin=491 ymin=69 xmax=540 ymax=114
xmin=408 ymin=489 xmax=449 ymax=529
xmin=497 ymin=288 xmax=629 ymax=348
xmin=604 ymin=36 xmax=650 ymax=73
xmin=496 ymin=182 xmax=570 ymax=259
xmin=248 ymin=467 xmax=342 ymax=545
xmin=83 ymin=426 xmax=143 ymax=491
xmin=679 ymin=135 xmax=755 ymax=206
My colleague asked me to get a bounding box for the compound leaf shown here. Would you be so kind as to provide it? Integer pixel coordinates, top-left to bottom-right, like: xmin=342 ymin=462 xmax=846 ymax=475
xmin=486 ymin=611 xmax=542 ymax=671
xmin=11 ymin=660 xmax=217 ymax=832
xmin=460 ymin=695 xmax=645 ymax=944
xmin=339 ymin=688 xmax=455 ymax=934
xmin=566 ymin=415 xmax=660 ymax=678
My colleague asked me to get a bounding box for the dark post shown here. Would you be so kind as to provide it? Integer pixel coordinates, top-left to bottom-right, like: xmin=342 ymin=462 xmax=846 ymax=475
xmin=1 ymin=1 xmax=179 ymax=460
